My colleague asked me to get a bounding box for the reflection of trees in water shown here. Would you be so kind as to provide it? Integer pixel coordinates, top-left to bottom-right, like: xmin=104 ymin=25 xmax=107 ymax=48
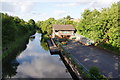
xmin=2 ymin=60 xmax=19 ymax=78
xmin=40 ymin=34 xmax=49 ymax=51
xmin=2 ymin=39 xmax=28 ymax=78
xmin=36 ymin=29 xmax=42 ymax=34
xmin=2 ymin=32 xmax=49 ymax=78
xmin=29 ymin=36 xmax=35 ymax=41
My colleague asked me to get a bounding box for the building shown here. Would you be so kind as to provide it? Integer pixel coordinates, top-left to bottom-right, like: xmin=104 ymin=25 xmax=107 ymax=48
xmin=52 ymin=24 xmax=75 ymax=39
xmin=71 ymin=18 xmax=80 ymax=22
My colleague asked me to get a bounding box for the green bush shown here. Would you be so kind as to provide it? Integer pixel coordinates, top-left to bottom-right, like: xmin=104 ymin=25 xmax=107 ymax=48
xmin=89 ymin=66 xmax=106 ymax=79
xmin=89 ymin=66 xmax=100 ymax=76
xmin=76 ymin=3 xmax=119 ymax=53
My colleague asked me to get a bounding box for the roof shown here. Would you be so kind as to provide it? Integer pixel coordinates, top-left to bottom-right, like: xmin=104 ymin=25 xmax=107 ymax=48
xmin=53 ymin=24 xmax=75 ymax=30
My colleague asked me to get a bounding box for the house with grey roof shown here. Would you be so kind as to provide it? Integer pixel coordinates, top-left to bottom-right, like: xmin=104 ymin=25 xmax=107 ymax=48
xmin=52 ymin=24 xmax=75 ymax=39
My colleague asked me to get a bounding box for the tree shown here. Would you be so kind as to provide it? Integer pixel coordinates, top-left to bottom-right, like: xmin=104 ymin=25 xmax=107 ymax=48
xmin=28 ymin=19 xmax=35 ymax=25
xmin=2 ymin=14 xmax=16 ymax=46
xmin=76 ymin=3 xmax=119 ymax=53
xmin=2 ymin=13 xmax=36 ymax=50
xmin=82 ymin=9 xmax=91 ymax=19
xmin=66 ymin=15 xmax=71 ymax=20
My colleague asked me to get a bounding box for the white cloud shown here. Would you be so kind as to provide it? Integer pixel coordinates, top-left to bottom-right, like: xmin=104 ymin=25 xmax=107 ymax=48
xmin=14 ymin=56 xmax=71 ymax=78
xmin=1 ymin=0 xmax=119 ymax=3
xmin=0 ymin=0 xmax=83 ymax=2
xmin=26 ymin=13 xmax=49 ymax=21
xmin=1 ymin=2 xmax=16 ymax=12
xmin=54 ymin=10 xmax=67 ymax=16
xmin=1 ymin=0 xmax=119 ymax=21
xmin=55 ymin=0 xmax=93 ymax=7
xmin=18 ymin=2 xmax=33 ymax=13
xmin=56 ymin=0 xmax=119 ymax=9
xmin=86 ymin=0 xmax=119 ymax=10
xmin=56 ymin=3 xmax=80 ymax=7
xmin=1 ymin=1 xmax=34 ymax=13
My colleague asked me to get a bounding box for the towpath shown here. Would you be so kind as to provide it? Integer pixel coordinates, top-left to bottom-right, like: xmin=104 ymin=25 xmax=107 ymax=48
xmin=62 ymin=40 xmax=119 ymax=78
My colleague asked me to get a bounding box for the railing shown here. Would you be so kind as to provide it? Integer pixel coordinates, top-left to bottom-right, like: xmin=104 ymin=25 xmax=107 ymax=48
xmin=61 ymin=46 xmax=99 ymax=80
xmin=70 ymin=54 xmax=99 ymax=80
xmin=50 ymin=38 xmax=56 ymax=47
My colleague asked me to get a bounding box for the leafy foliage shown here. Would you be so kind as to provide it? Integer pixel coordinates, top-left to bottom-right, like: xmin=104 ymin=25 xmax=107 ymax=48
xmin=2 ymin=13 xmax=36 ymax=50
xmin=76 ymin=3 xmax=119 ymax=53
xmin=36 ymin=18 xmax=56 ymax=35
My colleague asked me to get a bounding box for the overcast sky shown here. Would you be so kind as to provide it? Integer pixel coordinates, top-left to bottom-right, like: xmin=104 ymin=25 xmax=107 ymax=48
xmin=0 ymin=0 xmax=119 ymax=21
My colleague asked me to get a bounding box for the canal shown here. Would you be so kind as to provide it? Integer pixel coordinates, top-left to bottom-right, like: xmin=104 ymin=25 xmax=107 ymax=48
xmin=2 ymin=32 xmax=72 ymax=78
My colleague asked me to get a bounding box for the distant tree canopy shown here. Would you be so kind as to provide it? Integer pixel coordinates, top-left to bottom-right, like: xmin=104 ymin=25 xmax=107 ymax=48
xmin=28 ymin=19 xmax=35 ymax=27
xmin=66 ymin=15 xmax=71 ymax=20
xmin=2 ymin=13 xmax=36 ymax=49
xmin=36 ymin=16 xmax=74 ymax=35
xmin=36 ymin=18 xmax=56 ymax=35
xmin=76 ymin=3 xmax=119 ymax=53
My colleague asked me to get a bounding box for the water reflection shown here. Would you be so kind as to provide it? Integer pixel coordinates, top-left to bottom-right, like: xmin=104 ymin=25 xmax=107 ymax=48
xmin=40 ymin=34 xmax=49 ymax=51
xmin=29 ymin=35 xmax=35 ymax=41
xmin=13 ymin=55 xmax=70 ymax=78
xmin=2 ymin=60 xmax=19 ymax=78
xmin=2 ymin=40 xmax=28 ymax=78
xmin=8 ymin=33 xmax=71 ymax=78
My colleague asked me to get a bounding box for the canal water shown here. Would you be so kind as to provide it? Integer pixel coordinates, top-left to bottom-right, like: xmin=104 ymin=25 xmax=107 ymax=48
xmin=3 ymin=32 xmax=72 ymax=78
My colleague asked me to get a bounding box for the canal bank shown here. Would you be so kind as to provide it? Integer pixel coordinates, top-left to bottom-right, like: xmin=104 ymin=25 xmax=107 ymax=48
xmin=47 ymin=38 xmax=100 ymax=80
xmin=47 ymin=39 xmax=83 ymax=80
xmin=47 ymin=38 xmax=119 ymax=79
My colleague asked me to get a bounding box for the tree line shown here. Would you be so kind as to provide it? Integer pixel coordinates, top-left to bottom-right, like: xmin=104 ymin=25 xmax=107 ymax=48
xmin=36 ymin=3 xmax=119 ymax=53
xmin=75 ymin=3 xmax=119 ymax=53
xmin=1 ymin=13 xmax=36 ymax=53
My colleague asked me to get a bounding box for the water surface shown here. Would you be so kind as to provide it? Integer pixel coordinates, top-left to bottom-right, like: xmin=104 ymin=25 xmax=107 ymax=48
xmin=3 ymin=33 xmax=71 ymax=78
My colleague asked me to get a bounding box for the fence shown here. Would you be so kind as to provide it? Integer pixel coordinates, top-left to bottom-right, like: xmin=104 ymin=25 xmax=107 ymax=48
xmin=61 ymin=46 xmax=99 ymax=80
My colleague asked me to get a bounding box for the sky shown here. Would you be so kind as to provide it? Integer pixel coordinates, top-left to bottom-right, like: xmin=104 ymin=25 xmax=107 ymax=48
xmin=0 ymin=0 xmax=119 ymax=22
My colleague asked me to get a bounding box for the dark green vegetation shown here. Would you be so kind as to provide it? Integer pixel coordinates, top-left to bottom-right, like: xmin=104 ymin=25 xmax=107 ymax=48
xmin=40 ymin=33 xmax=49 ymax=51
xmin=36 ymin=3 xmax=119 ymax=54
xmin=89 ymin=66 xmax=105 ymax=79
xmin=1 ymin=13 xmax=36 ymax=78
xmin=1 ymin=13 xmax=36 ymax=59
xmin=36 ymin=18 xmax=56 ymax=35
xmin=2 ymin=39 xmax=28 ymax=78
xmin=76 ymin=3 xmax=119 ymax=53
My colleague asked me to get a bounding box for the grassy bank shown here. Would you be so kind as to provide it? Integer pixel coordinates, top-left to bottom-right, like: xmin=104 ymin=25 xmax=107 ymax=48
xmin=2 ymin=31 xmax=36 ymax=60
